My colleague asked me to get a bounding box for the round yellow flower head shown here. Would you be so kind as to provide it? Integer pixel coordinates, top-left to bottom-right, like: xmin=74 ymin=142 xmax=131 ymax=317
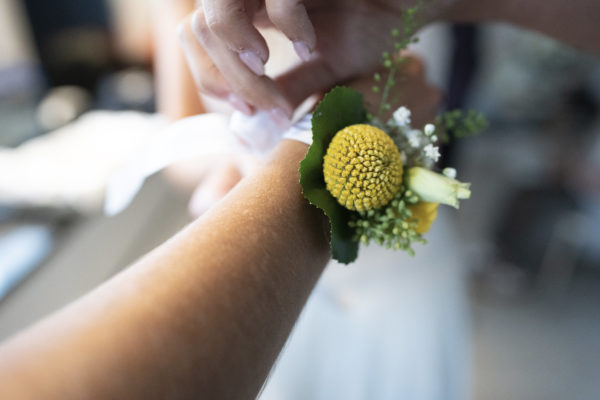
xmin=323 ymin=124 xmax=403 ymax=211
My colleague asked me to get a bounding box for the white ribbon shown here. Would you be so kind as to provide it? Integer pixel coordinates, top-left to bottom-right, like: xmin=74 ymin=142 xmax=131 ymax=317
xmin=104 ymin=111 xmax=313 ymax=216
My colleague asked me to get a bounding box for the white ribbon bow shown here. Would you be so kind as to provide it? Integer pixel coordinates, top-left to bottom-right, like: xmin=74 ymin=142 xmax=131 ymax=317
xmin=104 ymin=111 xmax=313 ymax=216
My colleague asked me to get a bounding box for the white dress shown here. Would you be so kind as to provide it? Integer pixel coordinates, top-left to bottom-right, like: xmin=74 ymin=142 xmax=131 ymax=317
xmin=260 ymin=208 xmax=471 ymax=400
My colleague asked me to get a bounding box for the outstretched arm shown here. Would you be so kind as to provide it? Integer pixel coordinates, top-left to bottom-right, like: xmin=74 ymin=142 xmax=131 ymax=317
xmin=0 ymin=141 xmax=329 ymax=400
xmin=178 ymin=0 xmax=599 ymax=120
xmin=0 ymin=51 xmax=441 ymax=399
xmin=447 ymin=0 xmax=600 ymax=55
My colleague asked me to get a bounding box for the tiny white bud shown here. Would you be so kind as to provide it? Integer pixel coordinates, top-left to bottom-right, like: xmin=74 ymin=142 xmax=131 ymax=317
xmin=424 ymin=123 xmax=435 ymax=136
xmin=442 ymin=167 xmax=457 ymax=179
xmin=406 ymin=129 xmax=421 ymax=148
xmin=431 ymin=135 xmax=438 ymax=142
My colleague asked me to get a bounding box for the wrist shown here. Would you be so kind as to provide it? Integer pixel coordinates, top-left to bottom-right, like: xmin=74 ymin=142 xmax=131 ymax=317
xmin=266 ymin=140 xmax=331 ymax=258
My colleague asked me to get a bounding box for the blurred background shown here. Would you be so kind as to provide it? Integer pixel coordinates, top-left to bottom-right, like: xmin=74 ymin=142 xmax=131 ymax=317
xmin=0 ymin=0 xmax=598 ymax=399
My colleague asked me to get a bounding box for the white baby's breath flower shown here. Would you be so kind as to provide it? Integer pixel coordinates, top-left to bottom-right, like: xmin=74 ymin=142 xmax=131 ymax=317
xmin=393 ymin=106 xmax=411 ymax=126
xmin=430 ymin=135 xmax=438 ymax=142
xmin=406 ymin=129 xmax=421 ymax=148
xmin=424 ymin=144 xmax=441 ymax=162
xmin=442 ymin=167 xmax=457 ymax=179
xmin=424 ymin=123 xmax=435 ymax=136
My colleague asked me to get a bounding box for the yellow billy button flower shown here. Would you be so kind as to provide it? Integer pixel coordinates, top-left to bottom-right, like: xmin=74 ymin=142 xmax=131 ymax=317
xmin=323 ymin=124 xmax=403 ymax=211
xmin=408 ymin=201 xmax=439 ymax=234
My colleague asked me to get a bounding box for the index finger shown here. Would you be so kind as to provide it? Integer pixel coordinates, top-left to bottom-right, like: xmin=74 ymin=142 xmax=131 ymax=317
xmin=265 ymin=0 xmax=316 ymax=62
xmin=201 ymin=0 xmax=270 ymax=73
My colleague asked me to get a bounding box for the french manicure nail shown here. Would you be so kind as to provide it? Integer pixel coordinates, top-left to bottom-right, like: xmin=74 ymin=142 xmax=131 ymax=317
xmin=268 ymin=108 xmax=291 ymax=129
xmin=227 ymin=94 xmax=253 ymax=115
xmin=293 ymin=41 xmax=312 ymax=62
xmin=239 ymin=51 xmax=265 ymax=76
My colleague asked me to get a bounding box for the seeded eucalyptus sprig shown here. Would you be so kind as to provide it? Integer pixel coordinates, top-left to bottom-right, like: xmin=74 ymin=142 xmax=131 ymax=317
xmin=350 ymin=188 xmax=426 ymax=255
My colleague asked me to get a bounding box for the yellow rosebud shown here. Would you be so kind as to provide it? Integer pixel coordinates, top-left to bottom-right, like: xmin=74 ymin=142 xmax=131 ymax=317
xmin=408 ymin=201 xmax=439 ymax=234
xmin=405 ymin=167 xmax=470 ymax=209
xmin=323 ymin=124 xmax=403 ymax=211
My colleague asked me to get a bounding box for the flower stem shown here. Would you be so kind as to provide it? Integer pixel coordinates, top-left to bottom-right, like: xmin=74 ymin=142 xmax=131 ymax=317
xmin=377 ymin=63 xmax=397 ymax=118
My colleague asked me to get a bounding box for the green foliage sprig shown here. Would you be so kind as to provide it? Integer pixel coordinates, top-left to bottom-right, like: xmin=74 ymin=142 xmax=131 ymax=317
xmin=370 ymin=0 xmax=426 ymax=124
xmin=435 ymin=109 xmax=489 ymax=143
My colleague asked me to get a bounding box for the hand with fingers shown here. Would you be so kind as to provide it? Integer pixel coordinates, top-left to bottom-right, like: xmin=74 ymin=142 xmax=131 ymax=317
xmin=184 ymin=54 xmax=441 ymax=220
xmin=177 ymin=0 xmax=457 ymax=127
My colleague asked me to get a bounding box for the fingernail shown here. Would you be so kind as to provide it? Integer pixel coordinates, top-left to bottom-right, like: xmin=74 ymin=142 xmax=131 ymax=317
xmin=268 ymin=108 xmax=291 ymax=129
xmin=227 ymin=93 xmax=253 ymax=115
xmin=239 ymin=51 xmax=265 ymax=76
xmin=293 ymin=41 xmax=312 ymax=62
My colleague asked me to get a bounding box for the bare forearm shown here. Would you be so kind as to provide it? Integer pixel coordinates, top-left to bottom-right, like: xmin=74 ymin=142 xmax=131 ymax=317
xmin=0 ymin=141 xmax=330 ymax=399
xmin=444 ymin=0 xmax=600 ymax=55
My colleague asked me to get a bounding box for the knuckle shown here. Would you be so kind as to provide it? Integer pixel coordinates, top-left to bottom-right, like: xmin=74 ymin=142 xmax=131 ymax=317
xmin=197 ymin=82 xmax=224 ymax=98
xmin=197 ymin=73 xmax=227 ymax=97
xmin=233 ymin=78 xmax=278 ymax=109
xmin=206 ymin=5 xmax=245 ymax=37
xmin=267 ymin=4 xmax=289 ymax=25
xmin=231 ymin=83 xmax=254 ymax=101
xmin=225 ymin=3 xmax=247 ymax=22
xmin=232 ymin=85 xmax=260 ymax=105
xmin=266 ymin=0 xmax=295 ymax=22
xmin=267 ymin=1 xmax=312 ymax=43
xmin=191 ymin=10 xmax=212 ymax=43
xmin=205 ymin=14 xmax=225 ymax=34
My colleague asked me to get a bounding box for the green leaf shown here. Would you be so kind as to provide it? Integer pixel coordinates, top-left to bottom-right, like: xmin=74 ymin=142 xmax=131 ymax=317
xmin=299 ymin=87 xmax=367 ymax=264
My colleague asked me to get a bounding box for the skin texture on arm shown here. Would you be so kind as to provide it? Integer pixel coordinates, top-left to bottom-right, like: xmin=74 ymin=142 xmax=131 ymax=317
xmin=0 ymin=141 xmax=329 ymax=399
